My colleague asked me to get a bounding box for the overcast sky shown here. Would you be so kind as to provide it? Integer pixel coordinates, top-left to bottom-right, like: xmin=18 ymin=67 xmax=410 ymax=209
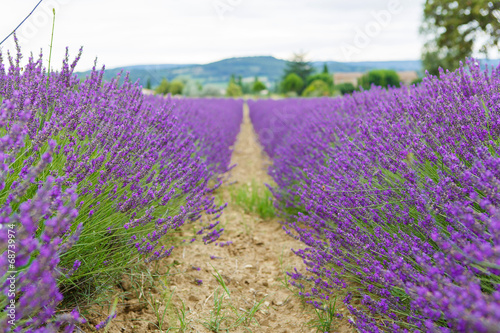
xmin=0 ymin=0 xmax=427 ymax=71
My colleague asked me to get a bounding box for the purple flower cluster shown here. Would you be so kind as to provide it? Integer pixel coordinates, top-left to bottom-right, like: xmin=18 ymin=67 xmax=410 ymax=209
xmin=0 ymin=38 xmax=242 ymax=332
xmin=250 ymin=60 xmax=500 ymax=332
xmin=168 ymin=98 xmax=243 ymax=174
xmin=216 ymin=241 xmax=233 ymax=248
xmin=0 ymin=91 xmax=84 ymax=330
xmin=95 ymin=311 xmax=117 ymax=331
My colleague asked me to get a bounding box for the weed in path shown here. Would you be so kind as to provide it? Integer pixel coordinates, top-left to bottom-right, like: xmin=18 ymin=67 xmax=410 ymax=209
xmin=308 ymin=297 xmax=340 ymax=333
xmin=239 ymin=297 xmax=266 ymax=327
xmin=200 ymin=265 xmax=267 ymax=332
xmin=202 ymin=288 xmax=229 ymax=332
xmin=144 ymin=284 xmax=175 ymax=331
xmin=80 ymin=263 xmax=197 ymax=332
xmin=175 ymin=299 xmax=190 ymax=332
xmin=230 ymin=181 xmax=275 ymax=219
xmin=211 ymin=264 xmax=231 ymax=296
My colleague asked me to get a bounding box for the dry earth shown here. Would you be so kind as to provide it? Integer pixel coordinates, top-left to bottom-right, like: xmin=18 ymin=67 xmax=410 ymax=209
xmin=83 ymin=104 xmax=354 ymax=333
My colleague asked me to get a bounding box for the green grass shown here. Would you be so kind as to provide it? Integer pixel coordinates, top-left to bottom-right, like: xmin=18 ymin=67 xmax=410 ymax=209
xmin=0 ymin=120 xmax=198 ymax=310
xmin=230 ymin=181 xmax=275 ymax=219
xmin=78 ymin=263 xmax=195 ymax=332
xmin=308 ymin=297 xmax=339 ymax=333
xmin=140 ymin=272 xmax=195 ymax=332
xmin=200 ymin=266 xmax=266 ymax=332
xmin=202 ymin=288 xmax=228 ymax=332
xmin=144 ymin=287 xmax=174 ymax=331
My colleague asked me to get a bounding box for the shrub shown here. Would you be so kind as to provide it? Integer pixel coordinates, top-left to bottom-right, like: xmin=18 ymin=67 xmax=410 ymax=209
xmin=249 ymin=59 xmax=500 ymax=332
xmin=281 ymin=73 xmax=304 ymax=94
xmin=335 ymin=82 xmax=356 ymax=95
xmin=302 ymin=80 xmax=330 ymax=97
xmin=0 ymin=40 xmax=243 ymax=332
xmin=155 ymin=78 xmax=170 ymax=95
xmin=305 ymin=73 xmax=333 ymax=89
xmin=252 ymin=79 xmax=267 ymax=93
xmin=358 ymin=69 xmax=400 ymax=90
xmin=169 ymin=80 xmax=184 ymax=95
xmin=226 ymin=82 xmax=243 ymax=97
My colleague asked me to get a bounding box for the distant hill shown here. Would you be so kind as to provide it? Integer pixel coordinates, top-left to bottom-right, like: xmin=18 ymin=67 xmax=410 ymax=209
xmin=75 ymin=63 xmax=194 ymax=87
xmin=75 ymin=56 xmax=500 ymax=88
xmin=167 ymin=56 xmax=287 ymax=85
xmin=76 ymin=56 xmax=286 ymax=87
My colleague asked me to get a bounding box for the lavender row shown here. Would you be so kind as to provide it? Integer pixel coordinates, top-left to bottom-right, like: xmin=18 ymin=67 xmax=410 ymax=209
xmin=168 ymin=97 xmax=243 ymax=174
xmin=0 ymin=39 xmax=242 ymax=332
xmin=249 ymin=61 xmax=500 ymax=332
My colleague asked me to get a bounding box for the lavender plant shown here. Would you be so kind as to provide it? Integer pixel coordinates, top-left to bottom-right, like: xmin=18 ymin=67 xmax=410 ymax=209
xmin=250 ymin=60 xmax=500 ymax=332
xmin=0 ymin=38 xmax=242 ymax=332
xmin=168 ymin=97 xmax=243 ymax=174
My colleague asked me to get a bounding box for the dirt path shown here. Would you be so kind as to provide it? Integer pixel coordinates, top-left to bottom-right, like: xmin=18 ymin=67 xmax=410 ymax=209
xmin=160 ymin=103 xmax=316 ymax=332
xmin=87 ymin=103 xmax=352 ymax=332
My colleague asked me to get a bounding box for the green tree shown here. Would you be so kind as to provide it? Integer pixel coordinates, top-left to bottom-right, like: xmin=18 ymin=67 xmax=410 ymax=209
xmin=335 ymin=82 xmax=356 ymax=95
xmin=155 ymin=78 xmax=170 ymax=95
xmin=169 ymin=80 xmax=184 ymax=95
xmin=358 ymin=70 xmax=400 ymax=90
xmin=252 ymin=76 xmax=267 ymax=93
xmin=306 ymin=73 xmax=334 ymax=90
xmin=281 ymin=73 xmax=304 ymax=94
xmin=226 ymin=76 xmax=242 ymax=97
xmin=283 ymin=52 xmax=314 ymax=91
xmin=145 ymin=78 xmax=152 ymax=90
xmin=302 ymin=80 xmax=330 ymax=97
xmin=421 ymin=0 xmax=500 ymax=75
xmin=241 ymin=82 xmax=252 ymax=95
xmin=322 ymin=63 xmax=329 ymax=74
xmin=226 ymin=82 xmax=243 ymax=97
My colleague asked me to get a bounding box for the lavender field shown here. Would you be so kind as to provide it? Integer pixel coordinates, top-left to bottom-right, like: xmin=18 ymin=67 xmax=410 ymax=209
xmin=0 ymin=41 xmax=243 ymax=332
xmin=1 ymin=42 xmax=500 ymax=333
xmin=249 ymin=61 xmax=500 ymax=332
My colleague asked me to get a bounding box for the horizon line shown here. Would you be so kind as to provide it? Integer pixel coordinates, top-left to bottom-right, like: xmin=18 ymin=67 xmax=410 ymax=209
xmin=75 ymin=56 xmax=500 ymax=73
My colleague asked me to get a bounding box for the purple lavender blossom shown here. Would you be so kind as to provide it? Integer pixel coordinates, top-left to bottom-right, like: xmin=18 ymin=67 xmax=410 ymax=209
xmin=95 ymin=312 xmax=117 ymax=330
xmin=250 ymin=59 xmax=500 ymax=332
xmin=0 ymin=37 xmax=242 ymax=332
xmin=210 ymin=255 xmax=223 ymax=260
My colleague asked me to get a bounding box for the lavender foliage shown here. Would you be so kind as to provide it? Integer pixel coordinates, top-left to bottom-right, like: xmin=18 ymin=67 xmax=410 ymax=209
xmin=0 ymin=40 xmax=242 ymax=332
xmin=249 ymin=60 xmax=500 ymax=332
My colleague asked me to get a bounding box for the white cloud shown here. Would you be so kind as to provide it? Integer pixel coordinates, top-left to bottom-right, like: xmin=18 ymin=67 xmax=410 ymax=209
xmin=0 ymin=0 xmax=427 ymax=71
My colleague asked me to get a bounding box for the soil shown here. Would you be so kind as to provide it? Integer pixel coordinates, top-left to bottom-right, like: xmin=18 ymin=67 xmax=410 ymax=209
xmin=83 ymin=104 xmax=354 ymax=333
